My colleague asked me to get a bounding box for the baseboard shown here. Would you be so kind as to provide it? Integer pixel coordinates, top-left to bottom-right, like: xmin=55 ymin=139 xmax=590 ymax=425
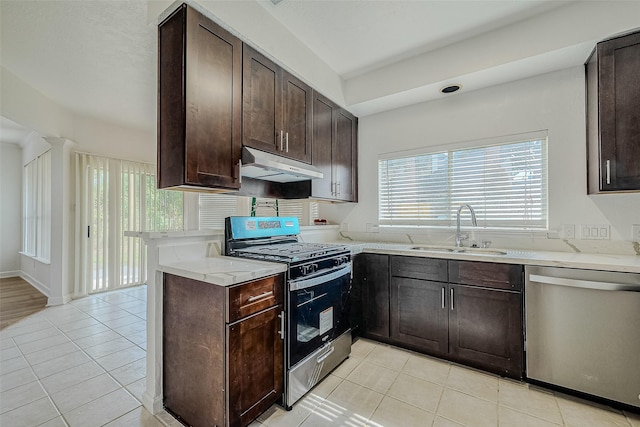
xmin=47 ymin=295 xmax=72 ymax=306
xmin=19 ymin=271 xmax=50 ymax=298
xmin=142 ymin=391 xmax=164 ymax=415
xmin=0 ymin=270 xmax=21 ymax=278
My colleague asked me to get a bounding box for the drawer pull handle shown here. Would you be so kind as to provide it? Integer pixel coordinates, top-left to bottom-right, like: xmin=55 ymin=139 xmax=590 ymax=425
xmin=450 ymin=288 xmax=454 ymax=311
xmin=441 ymin=287 xmax=445 ymax=309
xmin=247 ymin=291 xmax=273 ymax=303
xmin=316 ymin=346 xmax=335 ymax=364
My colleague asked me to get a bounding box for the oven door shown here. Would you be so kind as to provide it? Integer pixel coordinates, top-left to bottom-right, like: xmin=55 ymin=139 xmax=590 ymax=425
xmin=288 ymin=264 xmax=351 ymax=368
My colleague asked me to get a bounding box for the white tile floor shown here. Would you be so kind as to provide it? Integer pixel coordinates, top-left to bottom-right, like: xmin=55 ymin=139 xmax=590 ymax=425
xmin=0 ymin=285 xmax=180 ymax=427
xmin=1 ymin=285 xmax=639 ymax=427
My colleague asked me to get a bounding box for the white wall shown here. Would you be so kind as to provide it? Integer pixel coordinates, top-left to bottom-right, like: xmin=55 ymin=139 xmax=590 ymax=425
xmin=320 ymin=66 xmax=640 ymax=255
xmin=0 ymin=143 xmax=23 ymax=276
xmin=71 ymin=114 xmax=155 ymax=164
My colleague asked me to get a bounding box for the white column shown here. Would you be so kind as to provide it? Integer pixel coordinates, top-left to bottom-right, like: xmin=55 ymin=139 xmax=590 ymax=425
xmin=132 ymin=231 xmax=223 ymax=414
xmin=44 ymin=137 xmax=76 ymax=306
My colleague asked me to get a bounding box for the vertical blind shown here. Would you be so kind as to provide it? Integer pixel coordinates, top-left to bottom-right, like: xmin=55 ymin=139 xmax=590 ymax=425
xmin=378 ymin=136 xmax=548 ymax=229
xmin=75 ymin=153 xmax=184 ymax=295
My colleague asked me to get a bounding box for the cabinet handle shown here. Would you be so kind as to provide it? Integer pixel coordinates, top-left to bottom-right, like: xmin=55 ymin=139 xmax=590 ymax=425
xmin=278 ymin=311 xmax=285 ymax=340
xmin=336 ymin=181 xmax=341 ymax=196
xmin=238 ymin=159 xmax=242 ymax=183
xmin=247 ymin=291 xmax=273 ymax=303
xmin=605 ymin=159 xmax=611 ymax=185
xmin=280 ymin=130 xmax=284 ymax=151
xmin=441 ymin=287 xmax=445 ymax=309
xmin=331 ymin=182 xmax=335 ymax=196
xmin=450 ymin=288 xmax=454 ymax=311
xmin=285 ymin=132 xmax=289 ymax=153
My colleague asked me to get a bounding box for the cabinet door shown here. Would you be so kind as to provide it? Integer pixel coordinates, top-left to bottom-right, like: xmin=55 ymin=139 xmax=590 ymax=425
xmin=243 ymin=45 xmax=281 ymax=154
xmin=228 ymin=305 xmax=284 ymax=427
xmin=597 ymin=31 xmax=640 ymax=191
xmin=282 ymin=71 xmax=312 ymax=163
xmin=333 ymin=108 xmax=358 ymax=202
xmin=158 ymin=5 xmax=242 ymax=190
xmin=357 ymin=253 xmax=390 ymax=340
xmin=449 ymin=284 xmax=523 ymax=378
xmin=390 ymin=277 xmax=448 ymax=355
xmin=311 ymin=92 xmax=335 ymax=199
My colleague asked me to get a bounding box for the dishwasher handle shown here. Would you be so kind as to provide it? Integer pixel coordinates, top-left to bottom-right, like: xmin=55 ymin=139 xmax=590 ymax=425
xmin=529 ymin=274 xmax=640 ymax=292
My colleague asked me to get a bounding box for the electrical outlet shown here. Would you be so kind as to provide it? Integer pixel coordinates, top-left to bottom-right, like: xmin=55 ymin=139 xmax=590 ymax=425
xmin=632 ymin=224 xmax=640 ymax=241
xmin=580 ymin=224 xmax=610 ymax=240
xmin=562 ymin=224 xmax=575 ymax=239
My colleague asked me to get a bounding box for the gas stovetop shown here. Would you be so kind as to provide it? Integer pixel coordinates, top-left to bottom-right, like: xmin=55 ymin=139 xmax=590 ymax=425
xmin=233 ymin=242 xmax=348 ymax=263
xmin=225 ymin=216 xmax=350 ymax=265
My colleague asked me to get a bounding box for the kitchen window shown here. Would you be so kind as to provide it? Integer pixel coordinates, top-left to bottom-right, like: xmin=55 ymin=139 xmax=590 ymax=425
xmin=378 ymin=132 xmax=548 ymax=230
xmin=198 ymin=195 xmax=319 ymax=229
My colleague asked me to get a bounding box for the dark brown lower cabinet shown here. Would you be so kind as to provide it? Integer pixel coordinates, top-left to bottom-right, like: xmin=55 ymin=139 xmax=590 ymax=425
xmin=228 ymin=306 xmax=283 ymax=427
xmin=390 ymin=277 xmax=447 ymax=354
xmin=448 ymin=284 xmax=523 ymax=377
xmin=353 ymin=253 xmax=390 ymax=341
xmin=383 ymin=256 xmax=524 ymax=379
xmin=164 ymin=273 xmax=284 ymax=427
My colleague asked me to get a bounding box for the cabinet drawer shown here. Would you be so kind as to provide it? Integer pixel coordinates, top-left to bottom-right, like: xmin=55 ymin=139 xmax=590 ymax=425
xmin=449 ymin=261 xmax=522 ymax=291
xmin=227 ymin=274 xmax=283 ymax=322
xmin=391 ymin=256 xmax=447 ymax=282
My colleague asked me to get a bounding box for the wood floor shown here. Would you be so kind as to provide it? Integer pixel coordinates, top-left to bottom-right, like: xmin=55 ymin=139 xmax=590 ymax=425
xmin=0 ymin=276 xmax=48 ymax=330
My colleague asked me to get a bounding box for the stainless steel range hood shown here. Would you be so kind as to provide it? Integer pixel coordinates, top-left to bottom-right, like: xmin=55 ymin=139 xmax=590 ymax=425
xmin=241 ymin=147 xmax=323 ymax=183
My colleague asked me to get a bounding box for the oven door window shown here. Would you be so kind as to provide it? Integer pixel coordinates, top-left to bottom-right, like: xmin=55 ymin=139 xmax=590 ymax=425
xmin=289 ymin=270 xmax=351 ymax=367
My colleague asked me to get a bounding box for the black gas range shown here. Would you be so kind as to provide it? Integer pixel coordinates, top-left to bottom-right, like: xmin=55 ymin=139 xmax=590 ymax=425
xmin=224 ymin=216 xmax=352 ymax=409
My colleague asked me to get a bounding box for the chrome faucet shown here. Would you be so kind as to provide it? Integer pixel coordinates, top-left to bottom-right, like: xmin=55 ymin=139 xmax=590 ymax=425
xmin=455 ymin=204 xmax=477 ymax=247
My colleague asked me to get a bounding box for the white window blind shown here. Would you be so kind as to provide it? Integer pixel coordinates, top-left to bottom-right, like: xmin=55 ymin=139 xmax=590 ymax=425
xmin=23 ymin=150 xmax=51 ymax=261
xmin=198 ymin=195 xmax=319 ymax=229
xmin=379 ymin=136 xmax=548 ymax=229
xmin=199 ymin=194 xmax=242 ymax=229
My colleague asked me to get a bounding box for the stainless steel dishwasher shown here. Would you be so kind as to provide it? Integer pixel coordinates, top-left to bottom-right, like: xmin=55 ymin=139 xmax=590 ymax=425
xmin=525 ymin=265 xmax=640 ymax=409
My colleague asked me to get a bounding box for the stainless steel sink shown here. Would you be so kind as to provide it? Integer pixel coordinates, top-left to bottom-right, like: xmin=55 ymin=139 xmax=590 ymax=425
xmin=410 ymin=246 xmax=507 ymax=256
xmin=410 ymin=246 xmax=456 ymax=253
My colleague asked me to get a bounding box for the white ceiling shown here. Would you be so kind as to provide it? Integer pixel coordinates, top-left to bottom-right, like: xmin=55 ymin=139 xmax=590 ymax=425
xmin=0 ymin=0 xmax=636 ymax=135
xmin=257 ymin=0 xmax=570 ymax=79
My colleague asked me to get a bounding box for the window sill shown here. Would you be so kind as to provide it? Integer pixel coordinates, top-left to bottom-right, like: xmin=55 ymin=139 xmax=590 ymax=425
xmin=19 ymin=252 xmax=51 ymax=265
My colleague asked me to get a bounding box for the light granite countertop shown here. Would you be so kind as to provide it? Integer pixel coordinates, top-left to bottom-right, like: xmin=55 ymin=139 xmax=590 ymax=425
xmin=339 ymin=242 xmax=640 ymax=274
xmin=159 ymin=256 xmax=287 ymax=287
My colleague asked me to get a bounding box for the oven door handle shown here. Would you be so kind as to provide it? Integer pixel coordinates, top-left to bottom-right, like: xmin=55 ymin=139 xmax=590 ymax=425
xmin=289 ymin=265 xmax=351 ymax=291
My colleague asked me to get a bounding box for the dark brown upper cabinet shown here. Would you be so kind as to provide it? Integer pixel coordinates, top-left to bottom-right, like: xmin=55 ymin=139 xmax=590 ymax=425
xmin=243 ymin=44 xmax=312 ymax=163
xmin=157 ymin=4 xmax=243 ymax=191
xmin=586 ymin=29 xmax=640 ymax=193
xmin=311 ymin=92 xmax=358 ymax=202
